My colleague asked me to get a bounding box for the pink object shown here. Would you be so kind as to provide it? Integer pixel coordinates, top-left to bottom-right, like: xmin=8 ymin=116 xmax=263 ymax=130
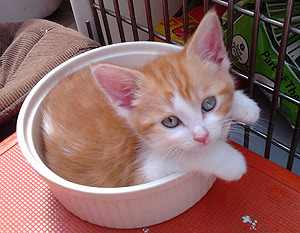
xmin=193 ymin=133 xmax=208 ymax=144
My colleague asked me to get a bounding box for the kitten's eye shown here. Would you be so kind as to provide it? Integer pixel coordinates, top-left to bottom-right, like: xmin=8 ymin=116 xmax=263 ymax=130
xmin=202 ymin=96 xmax=216 ymax=112
xmin=161 ymin=116 xmax=180 ymax=128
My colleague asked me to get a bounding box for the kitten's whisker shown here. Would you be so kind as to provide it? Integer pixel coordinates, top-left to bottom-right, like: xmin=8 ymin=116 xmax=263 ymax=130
xmin=173 ymin=148 xmax=184 ymax=162
xmin=165 ymin=147 xmax=177 ymax=160
xmin=228 ymin=130 xmax=245 ymax=135
xmin=161 ymin=144 xmax=184 ymax=164
xmin=170 ymin=147 xmax=184 ymax=164
xmin=163 ymin=145 xmax=178 ymax=161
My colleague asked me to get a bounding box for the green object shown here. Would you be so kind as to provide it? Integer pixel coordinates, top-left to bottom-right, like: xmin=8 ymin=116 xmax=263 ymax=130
xmin=223 ymin=0 xmax=300 ymax=127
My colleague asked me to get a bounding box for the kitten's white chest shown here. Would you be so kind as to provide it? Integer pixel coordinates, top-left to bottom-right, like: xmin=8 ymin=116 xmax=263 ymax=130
xmin=137 ymin=148 xmax=181 ymax=182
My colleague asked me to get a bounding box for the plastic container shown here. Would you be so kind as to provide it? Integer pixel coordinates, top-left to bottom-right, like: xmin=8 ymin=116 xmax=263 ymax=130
xmin=17 ymin=42 xmax=216 ymax=229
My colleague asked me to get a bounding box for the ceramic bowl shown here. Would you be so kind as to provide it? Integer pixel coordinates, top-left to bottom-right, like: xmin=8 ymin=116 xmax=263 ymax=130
xmin=17 ymin=42 xmax=216 ymax=229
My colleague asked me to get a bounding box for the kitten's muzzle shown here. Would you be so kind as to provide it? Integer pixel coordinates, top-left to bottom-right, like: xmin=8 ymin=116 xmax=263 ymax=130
xmin=193 ymin=132 xmax=209 ymax=145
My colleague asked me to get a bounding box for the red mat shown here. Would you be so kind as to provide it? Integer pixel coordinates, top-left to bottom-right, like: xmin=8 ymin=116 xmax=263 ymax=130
xmin=1 ymin=133 xmax=299 ymax=232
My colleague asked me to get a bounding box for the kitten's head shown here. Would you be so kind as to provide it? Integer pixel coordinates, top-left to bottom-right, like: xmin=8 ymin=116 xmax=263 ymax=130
xmin=91 ymin=10 xmax=234 ymax=152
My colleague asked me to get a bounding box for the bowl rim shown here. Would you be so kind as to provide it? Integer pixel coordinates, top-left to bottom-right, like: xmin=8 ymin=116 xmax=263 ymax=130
xmin=17 ymin=41 xmax=190 ymax=195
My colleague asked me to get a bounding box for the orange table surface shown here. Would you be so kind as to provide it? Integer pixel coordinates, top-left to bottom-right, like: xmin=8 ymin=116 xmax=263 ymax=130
xmin=1 ymin=133 xmax=300 ymax=232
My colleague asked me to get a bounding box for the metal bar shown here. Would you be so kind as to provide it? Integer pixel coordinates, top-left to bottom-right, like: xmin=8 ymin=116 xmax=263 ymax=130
xmin=162 ymin=0 xmax=171 ymax=43
xmin=85 ymin=20 xmax=94 ymax=40
xmin=249 ymin=128 xmax=289 ymax=154
xmin=226 ymin=0 xmax=234 ymax=59
xmin=203 ymin=0 xmax=210 ymax=13
xmin=231 ymin=69 xmax=300 ymax=106
xmin=90 ymin=0 xmax=300 ymax=166
xmin=247 ymin=0 xmax=261 ymax=98
xmin=264 ymin=0 xmax=294 ymax=160
xmin=236 ymin=123 xmax=300 ymax=159
xmin=144 ymin=0 xmax=154 ymax=41
xmin=244 ymin=0 xmax=262 ymax=149
xmin=113 ymin=0 xmax=126 ymax=42
xmin=96 ymin=0 xmax=112 ymax=44
xmin=211 ymin=0 xmax=300 ymax=35
xmin=182 ymin=0 xmax=189 ymax=43
xmin=286 ymin=107 xmax=300 ymax=170
xmin=94 ymin=1 xmax=300 ymax=107
xmin=88 ymin=0 xmax=105 ymax=45
xmin=95 ymin=6 xmax=182 ymax=46
xmin=128 ymin=0 xmax=139 ymax=41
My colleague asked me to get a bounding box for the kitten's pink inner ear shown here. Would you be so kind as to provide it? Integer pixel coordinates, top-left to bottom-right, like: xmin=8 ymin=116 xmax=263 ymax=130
xmin=91 ymin=64 xmax=140 ymax=110
xmin=186 ymin=10 xmax=229 ymax=67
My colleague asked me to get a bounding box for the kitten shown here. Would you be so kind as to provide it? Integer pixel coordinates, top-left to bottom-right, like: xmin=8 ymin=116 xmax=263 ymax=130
xmin=42 ymin=11 xmax=260 ymax=187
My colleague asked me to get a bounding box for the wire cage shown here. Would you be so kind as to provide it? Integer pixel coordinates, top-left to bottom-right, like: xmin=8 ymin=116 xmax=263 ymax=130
xmin=70 ymin=0 xmax=300 ymax=174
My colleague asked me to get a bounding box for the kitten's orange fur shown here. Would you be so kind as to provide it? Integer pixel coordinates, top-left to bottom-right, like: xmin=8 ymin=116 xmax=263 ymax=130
xmin=43 ymin=52 xmax=233 ymax=187
xmin=42 ymin=11 xmax=259 ymax=187
xmin=43 ymin=68 xmax=142 ymax=187
xmin=133 ymin=52 xmax=234 ymax=140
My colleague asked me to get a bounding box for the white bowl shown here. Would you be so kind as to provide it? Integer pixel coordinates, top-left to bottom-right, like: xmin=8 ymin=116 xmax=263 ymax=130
xmin=17 ymin=42 xmax=216 ymax=229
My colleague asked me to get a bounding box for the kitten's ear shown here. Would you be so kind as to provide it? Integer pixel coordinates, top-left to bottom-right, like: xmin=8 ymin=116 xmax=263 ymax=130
xmin=90 ymin=63 xmax=142 ymax=118
xmin=185 ymin=10 xmax=229 ymax=68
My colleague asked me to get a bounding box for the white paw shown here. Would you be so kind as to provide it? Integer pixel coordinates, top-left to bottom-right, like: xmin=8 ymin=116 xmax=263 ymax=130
xmin=237 ymin=101 xmax=260 ymax=124
xmin=216 ymin=149 xmax=247 ymax=181
xmin=231 ymin=90 xmax=260 ymax=124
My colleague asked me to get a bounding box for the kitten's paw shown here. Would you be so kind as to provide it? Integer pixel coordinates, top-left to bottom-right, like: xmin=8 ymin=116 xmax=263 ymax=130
xmin=190 ymin=141 xmax=247 ymax=181
xmin=237 ymin=101 xmax=260 ymax=124
xmin=216 ymin=149 xmax=247 ymax=181
xmin=231 ymin=90 xmax=260 ymax=124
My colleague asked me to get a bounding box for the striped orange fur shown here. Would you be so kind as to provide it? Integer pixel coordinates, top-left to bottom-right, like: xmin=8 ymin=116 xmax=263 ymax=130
xmin=42 ymin=10 xmax=259 ymax=187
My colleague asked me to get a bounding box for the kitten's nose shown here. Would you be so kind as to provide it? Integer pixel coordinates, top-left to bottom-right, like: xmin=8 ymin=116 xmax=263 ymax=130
xmin=193 ymin=132 xmax=209 ymax=144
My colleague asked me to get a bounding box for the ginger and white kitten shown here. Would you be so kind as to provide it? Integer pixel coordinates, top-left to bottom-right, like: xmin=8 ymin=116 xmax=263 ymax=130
xmin=42 ymin=11 xmax=260 ymax=187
